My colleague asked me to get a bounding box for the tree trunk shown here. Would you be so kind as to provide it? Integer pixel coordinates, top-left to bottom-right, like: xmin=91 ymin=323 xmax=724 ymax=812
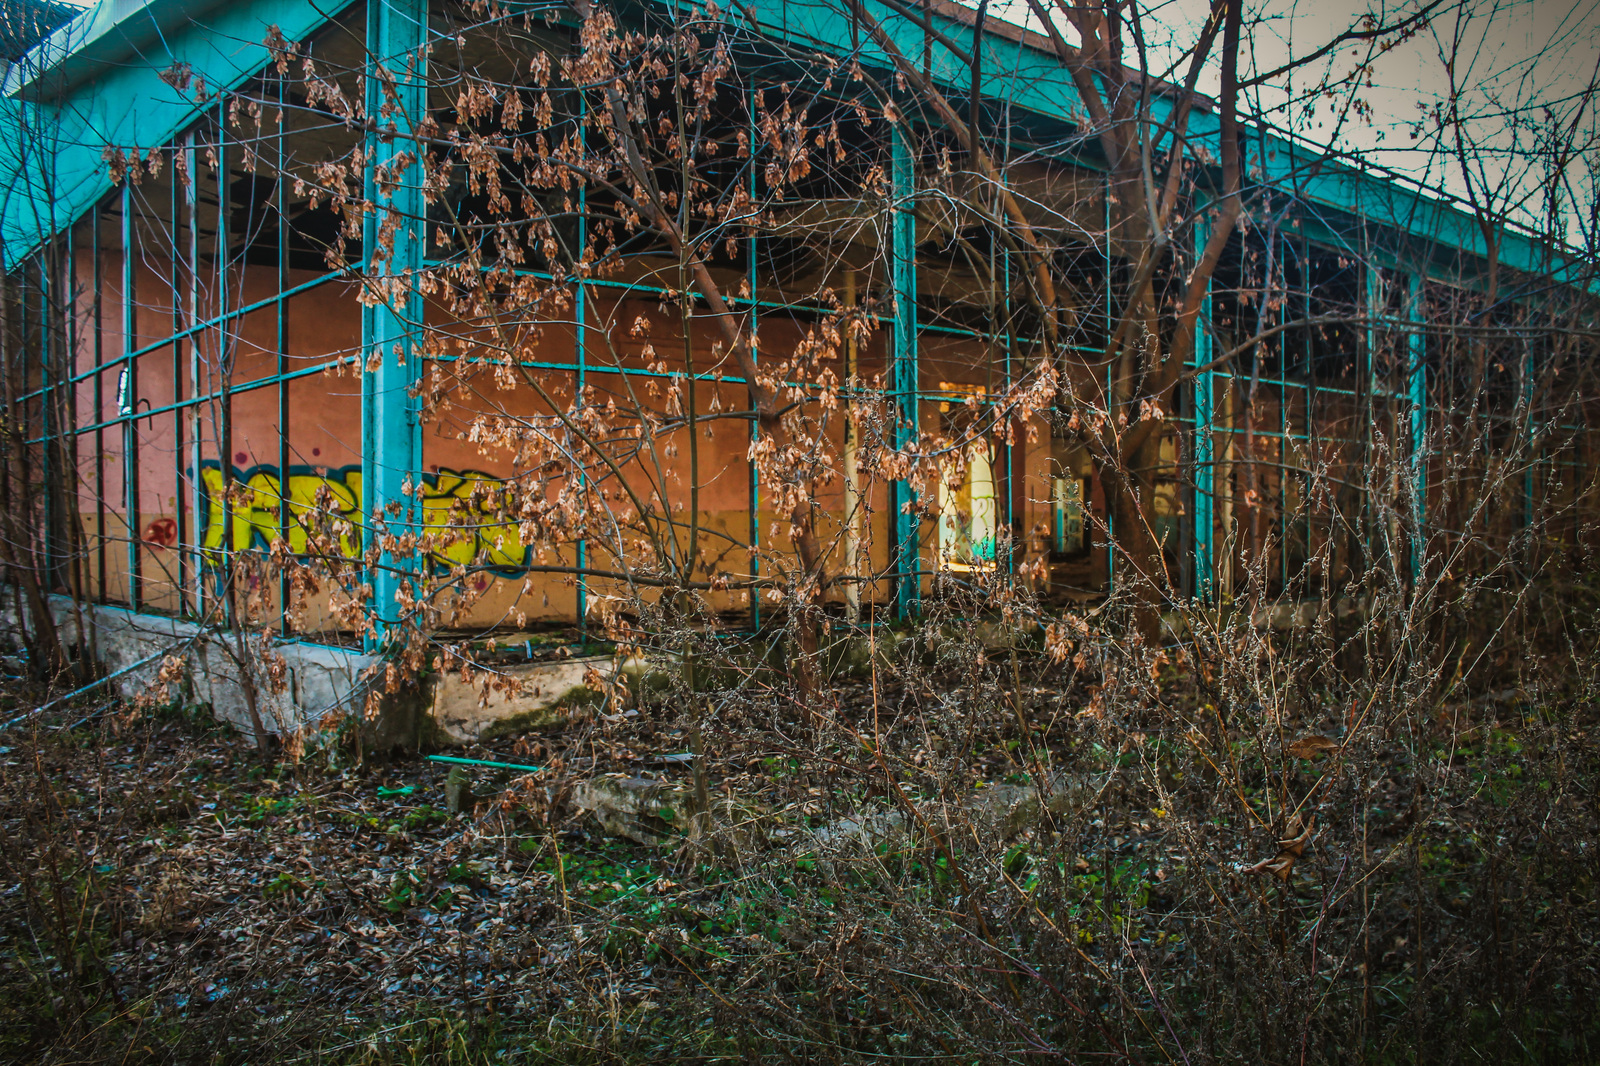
xmin=1105 ymin=452 xmax=1165 ymax=644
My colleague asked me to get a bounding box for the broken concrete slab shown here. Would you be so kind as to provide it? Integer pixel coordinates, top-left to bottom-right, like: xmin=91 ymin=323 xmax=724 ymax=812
xmin=569 ymin=774 xmax=686 ymax=845
xmin=969 ymin=773 xmax=1100 ymax=838
xmin=812 ymin=808 xmax=909 ymax=852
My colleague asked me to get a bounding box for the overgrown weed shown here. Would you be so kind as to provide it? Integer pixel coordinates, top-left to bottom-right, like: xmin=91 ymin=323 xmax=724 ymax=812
xmin=5 ymin=575 xmax=1599 ymax=1063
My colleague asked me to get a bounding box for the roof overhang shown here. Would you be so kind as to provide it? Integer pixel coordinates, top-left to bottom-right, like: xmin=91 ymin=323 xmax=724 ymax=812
xmin=4 ymin=0 xmax=236 ymax=101
xmin=1 ymin=0 xmax=1588 ymax=292
xmin=0 ymin=0 xmax=343 ymax=262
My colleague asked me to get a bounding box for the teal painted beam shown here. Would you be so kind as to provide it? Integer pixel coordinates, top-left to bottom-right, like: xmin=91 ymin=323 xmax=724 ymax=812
xmin=891 ymin=115 xmax=919 ymax=618
xmin=1256 ymin=137 xmax=1593 ymax=293
xmin=1 ymin=0 xmax=341 ymax=265
xmin=1191 ymin=204 xmax=1214 ymax=602
xmin=360 ymin=0 xmax=428 ymax=651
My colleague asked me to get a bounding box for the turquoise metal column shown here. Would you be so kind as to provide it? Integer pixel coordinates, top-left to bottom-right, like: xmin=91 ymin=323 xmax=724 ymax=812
xmin=1521 ymin=306 xmax=1536 ymax=551
xmin=747 ymin=86 xmax=761 ymax=629
xmin=1407 ymin=273 xmax=1426 ymax=586
xmin=361 ymin=0 xmax=428 ymax=650
xmin=185 ymin=134 xmax=203 ymax=616
xmin=1191 ymin=205 xmax=1214 ymax=600
xmin=276 ymin=73 xmax=291 ymax=634
xmin=1001 ymin=245 xmax=1013 ymax=576
xmin=574 ymin=130 xmax=588 ymax=637
xmin=890 ymin=117 xmax=919 ymax=617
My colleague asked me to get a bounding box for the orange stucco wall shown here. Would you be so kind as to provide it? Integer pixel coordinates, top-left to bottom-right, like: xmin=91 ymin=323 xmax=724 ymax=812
xmin=71 ymin=252 xmax=1078 ymax=634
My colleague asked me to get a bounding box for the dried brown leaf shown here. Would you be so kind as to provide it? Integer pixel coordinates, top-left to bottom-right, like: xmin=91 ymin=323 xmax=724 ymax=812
xmin=1246 ymin=815 xmax=1314 ymax=881
xmin=1288 ymin=735 xmax=1340 ymax=760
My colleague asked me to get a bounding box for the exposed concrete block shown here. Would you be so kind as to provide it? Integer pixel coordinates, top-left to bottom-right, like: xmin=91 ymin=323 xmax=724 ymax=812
xmin=428 ymin=655 xmax=605 ymax=744
xmin=812 ymin=808 xmax=908 ymax=851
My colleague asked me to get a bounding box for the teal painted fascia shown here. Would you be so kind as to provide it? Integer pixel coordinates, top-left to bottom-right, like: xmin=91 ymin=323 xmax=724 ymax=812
xmin=1251 ymin=136 xmax=1592 ymax=293
xmin=1 ymin=0 xmax=341 ymax=264
xmin=740 ymin=0 xmax=1099 ymax=131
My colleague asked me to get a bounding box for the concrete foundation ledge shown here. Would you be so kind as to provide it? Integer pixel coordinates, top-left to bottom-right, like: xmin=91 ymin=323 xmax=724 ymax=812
xmin=0 ymin=596 xmax=632 ymax=750
xmin=0 ymin=595 xmax=407 ymax=745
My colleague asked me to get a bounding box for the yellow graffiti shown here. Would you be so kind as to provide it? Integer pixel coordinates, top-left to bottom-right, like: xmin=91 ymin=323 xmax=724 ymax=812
xmin=199 ymin=465 xmax=527 ymax=570
xmin=421 ymin=470 xmax=527 ymax=569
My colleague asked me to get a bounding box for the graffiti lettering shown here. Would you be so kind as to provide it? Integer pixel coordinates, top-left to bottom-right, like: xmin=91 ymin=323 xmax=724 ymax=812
xmin=197 ymin=463 xmax=529 ymax=571
xmin=143 ymin=517 xmax=177 ymax=548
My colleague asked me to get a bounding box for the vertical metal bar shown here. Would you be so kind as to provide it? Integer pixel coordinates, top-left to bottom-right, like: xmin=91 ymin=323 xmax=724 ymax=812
xmin=171 ymin=148 xmax=188 ymax=615
xmin=186 ymin=133 xmax=203 ymax=616
xmin=93 ymin=198 xmax=106 ymax=601
xmin=1001 ymin=245 xmax=1012 ymax=577
xmin=747 ymin=84 xmax=760 ymax=629
xmin=890 ymin=114 xmax=918 ymax=618
xmin=1407 ymin=271 xmax=1426 ymax=587
xmin=843 ymin=267 xmax=861 ymax=620
xmin=39 ymin=256 xmax=53 ymax=588
xmin=217 ymin=109 xmax=233 ymax=609
xmin=122 ymin=181 xmax=141 ymax=609
xmin=1302 ymin=232 xmax=1314 ymax=575
xmin=64 ymin=225 xmax=79 ymax=599
xmin=1103 ymin=178 xmax=1114 ymax=595
xmin=1363 ymin=254 xmax=1379 ymax=576
xmin=361 ymin=0 xmax=429 ymax=651
xmin=1278 ymin=227 xmax=1288 ymax=594
xmin=1192 ymin=200 xmax=1214 ymax=601
xmin=1521 ymin=315 xmax=1535 ymax=550
xmin=277 ymin=73 xmax=291 ymax=635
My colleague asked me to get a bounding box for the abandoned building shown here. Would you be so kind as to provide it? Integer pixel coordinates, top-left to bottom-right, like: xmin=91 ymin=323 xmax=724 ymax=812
xmin=0 ymin=0 xmax=1591 ymax=734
